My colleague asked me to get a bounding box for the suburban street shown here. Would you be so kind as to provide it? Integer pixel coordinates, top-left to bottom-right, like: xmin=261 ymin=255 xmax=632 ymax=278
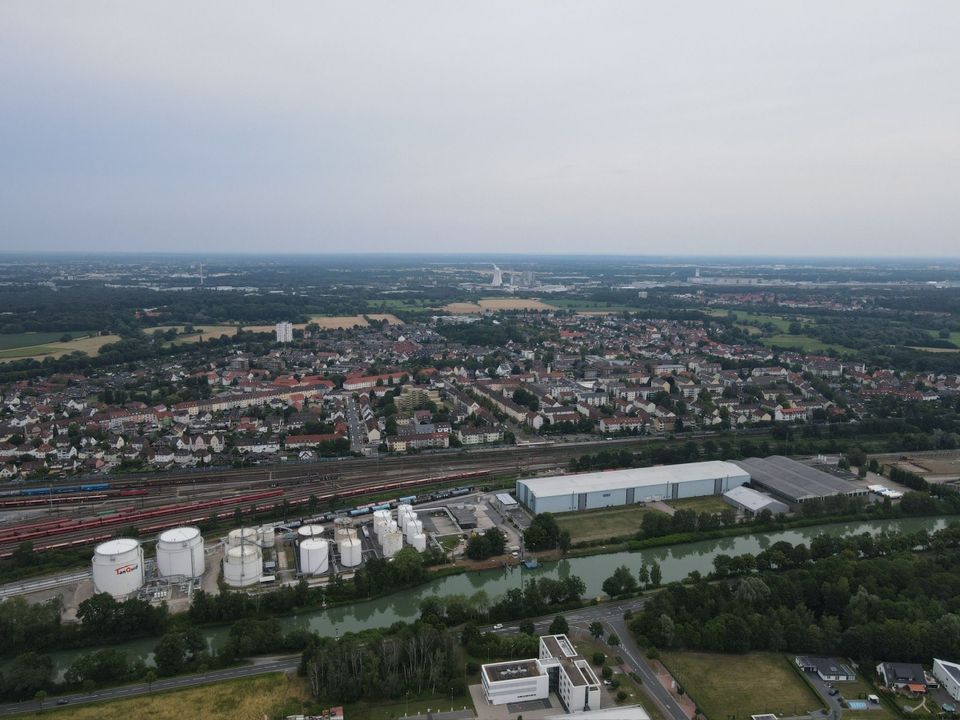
xmin=0 ymin=657 xmax=300 ymax=717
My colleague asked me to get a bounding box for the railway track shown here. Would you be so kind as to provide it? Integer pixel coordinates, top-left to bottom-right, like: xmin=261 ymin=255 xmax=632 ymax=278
xmin=1 ymin=430 xmax=771 ymax=555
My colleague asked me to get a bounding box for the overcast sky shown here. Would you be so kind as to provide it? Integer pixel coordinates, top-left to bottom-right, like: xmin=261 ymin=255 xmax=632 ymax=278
xmin=1 ymin=2 xmax=958 ymax=257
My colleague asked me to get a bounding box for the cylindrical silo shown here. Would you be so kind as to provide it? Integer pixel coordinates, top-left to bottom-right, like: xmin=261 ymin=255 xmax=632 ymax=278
xmin=156 ymin=526 xmax=205 ymax=579
xmin=338 ymin=533 xmax=362 ymax=567
xmin=223 ymin=544 xmax=262 ymax=587
xmin=227 ymin=527 xmax=258 ymax=547
xmin=299 ymin=538 xmax=329 ymax=575
xmin=333 ymin=518 xmax=353 ymax=542
xmin=397 ymin=505 xmax=412 ymax=531
xmin=406 ymin=519 xmax=423 ymax=543
xmin=382 ymin=526 xmax=403 ymax=557
xmin=297 ymin=524 xmax=324 ymax=541
xmin=258 ymin=525 xmax=275 ymax=548
xmin=412 ymin=533 xmax=427 ymax=552
xmin=372 ymin=510 xmax=390 ymax=538
xmin=92 ymin=538 xmax=144 ymax=598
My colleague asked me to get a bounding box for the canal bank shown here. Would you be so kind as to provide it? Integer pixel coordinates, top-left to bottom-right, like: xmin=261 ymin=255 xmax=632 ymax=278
xmin=31 ymin=514 xmax=951 ymax=679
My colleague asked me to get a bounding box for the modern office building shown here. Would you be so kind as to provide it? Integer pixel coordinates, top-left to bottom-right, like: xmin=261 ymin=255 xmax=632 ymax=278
xmin=480 ymin=634 xmax=601 ymax=712
xmin=516 ymin=461 xmax=749 ymax=514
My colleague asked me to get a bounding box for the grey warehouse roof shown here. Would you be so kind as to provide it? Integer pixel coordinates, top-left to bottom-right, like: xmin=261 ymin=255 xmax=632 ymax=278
xmin=732 ymin=455 xmax=861 ymax=502
xmin=519 ymin=460 xmax=748 ymax=496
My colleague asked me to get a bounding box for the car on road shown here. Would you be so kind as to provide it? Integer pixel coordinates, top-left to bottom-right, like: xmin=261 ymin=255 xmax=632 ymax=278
xmin=828 ymin=688 xmax=839 ymax=696
xmin=493 ymin=623 xmax=503 ymax=630
xmin=56 ymin=699 xmax=69 ymax=705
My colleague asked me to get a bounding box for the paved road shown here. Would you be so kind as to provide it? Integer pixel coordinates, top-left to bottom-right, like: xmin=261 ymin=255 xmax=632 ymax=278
xmin=0 ymin=657 xmax=300 ymax=717
xmin=0 ymin=570 xmax=91 ymax=599
xmin=605 ymin=615 xmax=689 ymax=720
xmin=346 ymin=396 xmax=366 ymax=453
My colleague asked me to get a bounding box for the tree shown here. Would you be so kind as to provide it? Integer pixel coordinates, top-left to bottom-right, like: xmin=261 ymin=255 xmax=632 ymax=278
xmin=589 ymin=621 xmax=604 ymax=639
xmin=549 ymin=615 xmax=569 ymax=635
xmin=608 ymin=632 xmax=620 ymax=646
xmin=649 ymin=561 xmax=662 ymax=587
xmin=145 ymin=669 xmax=157 ymax=692
xmin=34 ymin=690 xmax=47 ymax=709
xmin=518 ymin=620 xmax=535 ymax=635
xmin=153 ymin=632 xmax=188 ymax=676
xmin=602 ymin=565 xmax=638 ymax=597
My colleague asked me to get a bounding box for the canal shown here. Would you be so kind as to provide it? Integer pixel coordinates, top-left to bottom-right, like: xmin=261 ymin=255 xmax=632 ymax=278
xmin=42 ymin=515 xmax=952 ymax=677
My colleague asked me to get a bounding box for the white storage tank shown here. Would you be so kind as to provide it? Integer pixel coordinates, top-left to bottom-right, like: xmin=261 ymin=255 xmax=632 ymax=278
xmin=333 ymin=518 xmax=353 ymax=542
xmin=372 ymin=510 xmax=391 ymax=538
xmin=382 ymin=527 xmax=403 ymax=557
xmin=227 ymin=527 xmax=258 ymax=547
xmin=299 ymin=538 xmax=329 ymax=575
xmin=258 ymin=525 xmax=276 ymax=549
xmin=412 ymin=533 xmax=427 ymax=552
xmin=406 ymin=519 xmax=423 ymax=543
xmin=156 ymin=526 xmax=205 ymax=579
xmin=338 ymin=533 xmax=362 ymax=567
xmin=92 ymin=538 xmax=144 ymax=598
xmin=223 ymin=544 xmax=262 ymax=587
xmin=297 ymin=524 xmax=324 ymax=541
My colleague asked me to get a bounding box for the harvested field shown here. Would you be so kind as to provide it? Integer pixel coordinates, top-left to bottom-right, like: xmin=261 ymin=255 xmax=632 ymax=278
xmin=442 ymin=298 xmax=557 ymax=313
xmin=245 ymin=314 xmax=402 ymax=332
xmin=0 ymin=334 xmax=121 ymax=363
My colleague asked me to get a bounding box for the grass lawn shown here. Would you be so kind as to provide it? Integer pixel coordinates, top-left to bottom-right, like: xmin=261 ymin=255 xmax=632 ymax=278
xmin=20 ymin=673 xmax=310 ymax=720
xmin=661 ymin=651 xmax=824 ymax=719
xmin=554 ymin=504 xmax=665 ymax=543
xmin=667 ymin=496 xmax=730 ymax=514
xmin=342 ymin=691 xmax=474 ymax=720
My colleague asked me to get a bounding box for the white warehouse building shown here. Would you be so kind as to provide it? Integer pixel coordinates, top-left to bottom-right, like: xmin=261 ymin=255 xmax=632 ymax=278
xmin=516 ymin=460 xmax=750 ymax=514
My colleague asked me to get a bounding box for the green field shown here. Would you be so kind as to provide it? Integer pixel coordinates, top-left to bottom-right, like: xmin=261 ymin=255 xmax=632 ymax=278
xmin=761 ymin=333 xmax=855 ymax=354
xmin=667 ymin=496 xmax=730 ymax=513
xmin=343 ymin=691 xmax=474 ymax=720
xmin=549 ymin=298 xmax=637 ymax=312
xmin=0 ymin=344 xmax=60 ymax=359
xmin=17 ymin=674 xmax=310 ymax=720
xmin=555 ymin=504 xmax=664 ymax=543
xmin=662 ymin=651 xmax=824 ymax=719
xmin=0 ymin=330 xmax=97 ymax=351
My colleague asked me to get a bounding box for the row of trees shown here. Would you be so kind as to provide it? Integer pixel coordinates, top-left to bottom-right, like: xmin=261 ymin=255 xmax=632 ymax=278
xmin=419 ymin=575 xmax=586 ymax=627
xmin=601 ymin=562 xmax=662 ymax=597
xmin=631 ymin=523 xmax=960 ymax=662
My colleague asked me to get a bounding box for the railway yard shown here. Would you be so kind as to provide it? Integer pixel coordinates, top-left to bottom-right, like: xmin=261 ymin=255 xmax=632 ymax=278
xmin=0 ymin=440 xmax=626 ymax=559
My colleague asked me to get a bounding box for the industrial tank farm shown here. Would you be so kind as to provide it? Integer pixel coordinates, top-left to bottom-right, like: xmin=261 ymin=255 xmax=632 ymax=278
xmin=92 ymin=538 xmax=144 ymax=598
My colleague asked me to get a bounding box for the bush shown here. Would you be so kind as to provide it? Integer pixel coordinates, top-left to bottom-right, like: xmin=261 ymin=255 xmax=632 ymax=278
xmin=616 ymin=690 xmax=628 ymax=702
xmin=601 ymin=665 xmax=613 ymax=680
xmin=592 ymin=652 xmax=605 ymax=666
xmin=465 ymin=661 xmax=480 ymax=675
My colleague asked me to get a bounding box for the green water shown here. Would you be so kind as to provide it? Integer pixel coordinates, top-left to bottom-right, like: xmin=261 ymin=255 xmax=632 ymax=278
xmin=43 ymin=515 xmax=951 ymax=677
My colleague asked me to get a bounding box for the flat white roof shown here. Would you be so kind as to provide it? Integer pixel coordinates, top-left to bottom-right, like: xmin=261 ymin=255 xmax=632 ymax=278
xmin=723 ymin=485 xmax=783 ymax=512
xmin=519 ymin=460 xmax=749 ymax=497
xmin=495 ymin=492 xmax=518 ymax=506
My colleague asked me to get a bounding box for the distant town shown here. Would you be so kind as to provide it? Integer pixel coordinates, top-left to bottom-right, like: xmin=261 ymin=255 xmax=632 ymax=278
xmin=2 ymin=254 xmax=960 ymax=720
